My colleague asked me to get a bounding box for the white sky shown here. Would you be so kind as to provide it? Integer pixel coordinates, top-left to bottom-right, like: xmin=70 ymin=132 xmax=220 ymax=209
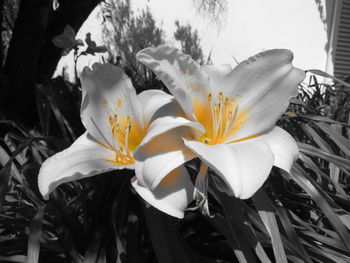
xmin=132 ymin=0 xmax=328 ymax=70
xmin=56 ymin=0 xmax=329 ymax=80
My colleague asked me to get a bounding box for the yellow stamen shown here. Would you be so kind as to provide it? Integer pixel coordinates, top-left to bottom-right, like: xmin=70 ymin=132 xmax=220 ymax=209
xmin=219 ymin=92 xmax=223 ymax=102
xmin=208 ymin=93 xmax=212 ymax=102
xmin=192 ymin=92 xmax=249 ymax=145
xmin=225 ymin=96 xmax=229 ymax=105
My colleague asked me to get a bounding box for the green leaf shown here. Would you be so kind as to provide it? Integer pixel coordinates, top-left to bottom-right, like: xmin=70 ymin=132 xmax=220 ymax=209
xmin=301 ymin=114 xmax=350 ymax=128
xmin=291 ymin=165 xmax=350 ymax=252
xmin=299 ymin=153 xmax=348 ymax=199
xmin=83 ymin=230 xmax=106 ymax=263
xmin=0 ymin=156 xmax=13 ymax=210
xmin=301 ymin=123 xmax=334 ymax=153
xmin=298 ymin=142 xmax=350 ymax=170
xmin=143 ymin=205 xmax=214 ymax=263
xmin=27 ymin=206 xmax=44 ymax=263
xmin=307 ymin=69 xmax=350 ymax=88
xmin=275 ymin=207 xmax=313 ymax=263
xmin=316 ymin=122 xmax=350 ymax=157
xmin=0 ymin=255 xmax=27 ymax=263
xmin=252 ymin=189 xmax=288 ymax=263
xmin=209 ymin=175 xmax=269 ymax=263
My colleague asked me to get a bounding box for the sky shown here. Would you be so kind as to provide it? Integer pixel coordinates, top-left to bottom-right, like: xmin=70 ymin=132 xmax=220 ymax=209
xmin=131 ymin=0 xmax=328 ymax=70
xmin=56 ymin=0 xmax=329 ymax=80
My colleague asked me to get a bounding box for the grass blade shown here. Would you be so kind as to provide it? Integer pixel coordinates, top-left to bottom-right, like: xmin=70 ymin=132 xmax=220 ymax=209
xmin=316 ymin=122 xmax=350 ymax=157
xmin=27 ymin=206 xmax=44 ymax=263
xmin=275 ymin=207 xmax=313 ymax=263
xmin=252 ymin=189 xmax=288 ymax=263
xmin=292 ymin=164 xmax=350 ymax=252
xmin=307 ymin=69 xmax=350 ymax=88
xmin=298 ymin=142 xmax=350 ymax=169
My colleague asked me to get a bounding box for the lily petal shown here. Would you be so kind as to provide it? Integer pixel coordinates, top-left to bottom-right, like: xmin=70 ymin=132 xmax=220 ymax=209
xmin=80 ymin=63 xmax=143 ymax=149
xmin=254 ymin=126 xmax=299 ymax=173
xmin=222 ymin=49 xmax=305 ymax=140
xmin=137 ymin=89 xmax=174 ymax=124
xmin=131 ymin=165 xmax=194 ymax=218
xmin=38 ymin=132 xmax=126 ymax=199
xmin=183 ymin=139 xmax=274 ymax=199
xmin=134 ymin=125 xmax=196 ymax=190
xmin=200 ymin=64 xmax=231 ymax=94
xmin=136 ymin=46 xmax=211 ymax=121
xmin=138 ymin=116 xmax=204 ymax=148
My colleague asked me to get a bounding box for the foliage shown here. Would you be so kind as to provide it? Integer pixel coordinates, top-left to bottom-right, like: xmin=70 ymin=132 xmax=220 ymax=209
xmin=174 ymin=20 xmax=204 ymax=64
xmin=192 ymin=0 xmax=227 ymax=29
xmin=1 ymin=56 xmax=350 ymax=262
xmin=101 ymin=0 xmax=204 ymax=89
xmin=0 ymin=0 xmax=20 ymax=65
xmin=102 ymin=0 xmax=164 ymax=69
xmin=1 ymin=1 xmax=350 ymax=263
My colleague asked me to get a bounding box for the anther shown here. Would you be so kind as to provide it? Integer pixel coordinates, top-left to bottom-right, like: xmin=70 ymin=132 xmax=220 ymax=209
xmin=219 ymin=92 xmax=223 ymax=102
xmin=204 ymin=138 xmax=211 ymax=144
xmin=208 ymin=93 xmax=212 ymax=102
xmin=214 ymin=104 xmax=219 ymax=113
xmin=124 ymin=116 xmax=131 ymax=154
xmin=225 ymin=96 xmax=229 ymax=105
xmin=109 ymin=116 xmax=113 ymax=126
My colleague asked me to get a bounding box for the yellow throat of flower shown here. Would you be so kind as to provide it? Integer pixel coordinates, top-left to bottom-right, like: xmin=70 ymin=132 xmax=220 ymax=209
xmin=193 ymin=92 xmax=249 ymax=145
xmin=94 ymin=99 xmax=145 ymax=166
xmin=106 ymin=112 xmax=145 ymax=165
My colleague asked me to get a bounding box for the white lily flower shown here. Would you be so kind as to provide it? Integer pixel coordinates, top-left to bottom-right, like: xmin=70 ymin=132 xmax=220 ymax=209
xmin=38 ymin=63 xmax=197 ymax=218
xmin=135 ymin=46 xmax=305 ymax=204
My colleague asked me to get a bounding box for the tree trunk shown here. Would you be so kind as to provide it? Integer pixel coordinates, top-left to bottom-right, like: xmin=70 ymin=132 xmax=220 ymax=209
xmin=0 ymin=0 xmax=4 ymax=65
xmin=1 ymin=0 xmax=102 ymax=127
xmin=2 ymin=0 xmax=51 ymax=125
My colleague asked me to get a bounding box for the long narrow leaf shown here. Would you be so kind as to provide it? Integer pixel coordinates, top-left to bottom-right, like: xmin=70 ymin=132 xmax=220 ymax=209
xmin=316 ymin=122 xmax=350 ymax=157
xmin=252 ymin=189 xmax=288 ymax=263
xmin=298 ymin=143 xmax=350 ymax=170
xmin=307 ymin=69 xmax=350 ymax=88
xmin=291 ymin=165 xmax=350 ymax=252
xmin=27 ymin=206 xmax=44 ymax=263
xmin=275 ymin=207 xmax=312 ymax=263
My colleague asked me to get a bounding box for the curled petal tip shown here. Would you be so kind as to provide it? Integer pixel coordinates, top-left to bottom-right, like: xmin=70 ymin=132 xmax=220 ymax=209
xmin=91 ymin=62 xmax=104 ymax=70
xmin=81 ymin=66 xmax=92 ymax=79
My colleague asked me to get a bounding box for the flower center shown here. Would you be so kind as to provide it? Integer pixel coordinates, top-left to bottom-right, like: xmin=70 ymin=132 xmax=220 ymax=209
xmin=92 ymin=99 xmax=145 ymax=165
xmin=193 ymin=92 xmax=248 ymax=145
xmin=108 ymin=113 xmax=135 ymax=165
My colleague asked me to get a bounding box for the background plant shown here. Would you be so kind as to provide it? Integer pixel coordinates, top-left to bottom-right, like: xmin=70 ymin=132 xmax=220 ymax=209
xmin=1 ymin=0 xmax=350 ymax=262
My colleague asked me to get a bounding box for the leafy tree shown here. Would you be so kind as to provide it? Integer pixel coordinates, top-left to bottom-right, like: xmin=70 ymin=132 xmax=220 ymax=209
xmin=174 ymin=20 xmax=204 ymax=64
xmin=0 ymin=0 xmax=20 ymax=65
xmin=193 ymin=0 xmax=227 ymax=29
xmin=102 ymin=0 xmax=164 ymax=70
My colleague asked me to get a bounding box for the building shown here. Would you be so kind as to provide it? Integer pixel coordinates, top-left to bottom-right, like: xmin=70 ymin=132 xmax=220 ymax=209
xmin=326 ymin=0 xmax=350 ymax=77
